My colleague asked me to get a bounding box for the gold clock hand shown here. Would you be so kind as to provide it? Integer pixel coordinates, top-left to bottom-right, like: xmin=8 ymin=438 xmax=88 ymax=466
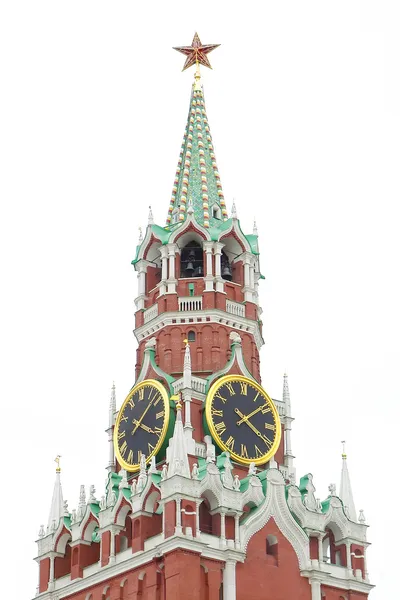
xmin=132 ymin=419 xmax=155 ymax=435
xmin=236 ymin=404 xmax=264 ymax=425
xmin=234 ymin=408 xmax=264 ymax=439
xmin=131 ymin=400 xmax=154 ymax=435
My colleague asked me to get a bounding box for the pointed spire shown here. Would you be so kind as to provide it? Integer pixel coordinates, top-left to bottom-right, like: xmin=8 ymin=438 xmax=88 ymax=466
xmin=166 ymin=79 xmax=228 ymax=228
xmin=253 ymin=219 xmax=258 ymax=235
xmin=339 ymin=441 xmax=357 ymax=521
xmin=231 ymin=201 xmax=237 ymax=219
xmin=183 ymin=339 xmax=192 ymax=389
xmin=47 ymin=456 xmax=64 ymax=532
xmin=148 ymin=205 xmax=154 ymax=225
xmin=138 ymin=227 xmax=143 ymax=243
xmin=166 ymin=396 xmax=190 ymax=478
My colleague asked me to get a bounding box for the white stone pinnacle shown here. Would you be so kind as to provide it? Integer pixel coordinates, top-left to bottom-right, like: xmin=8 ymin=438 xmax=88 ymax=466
xmin=253 ymin=219 xmax=258 ymax=235
xmin=183 ymin=341 xmax=192 ymax=389
xmin=166 ymin=402 xmax=190 ymax=479
xmin=47 ymin=465 xmax=64 ymax=532
xmin=231 ymin=201 xmax=238 ymax=219
xmin=339 ymin=444 xmax=357 ymax=522
xmin=148 ymin=205 xmax=154 ymax=225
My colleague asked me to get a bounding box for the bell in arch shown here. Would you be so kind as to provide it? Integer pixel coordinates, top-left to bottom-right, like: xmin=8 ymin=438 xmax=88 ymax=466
xmin=185 ymin=249 xmax=196 ymax=276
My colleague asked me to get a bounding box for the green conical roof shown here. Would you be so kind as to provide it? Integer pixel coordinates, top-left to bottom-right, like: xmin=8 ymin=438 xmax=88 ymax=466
xmin=166 ymin=78 xmax=228 ymax=228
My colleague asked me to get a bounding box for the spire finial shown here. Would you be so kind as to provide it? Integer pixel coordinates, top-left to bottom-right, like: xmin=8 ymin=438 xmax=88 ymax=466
xmin=138 ymin=227 xmax=143 ymax=243
xmin=341 ymin=440 xmax=347 ymax=459
xmin=253 ymin=219 xmax=258 ymax=235
xmin=173 ymin=33 xmax=220 ymax=73
xmin=148 ymin=205 xmax=154 ymax=225
xmin=231 ymin=200 xmax=237 ymax=219
xmin=55 ymin=455 xmax=61 ymax=473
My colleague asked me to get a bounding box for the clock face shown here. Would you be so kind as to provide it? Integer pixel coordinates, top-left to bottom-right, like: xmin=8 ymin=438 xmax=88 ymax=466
xmin=114 ymin=379 xmax=170 ymax=472
xmin=205 ymin=375 xmax=281 ymax=465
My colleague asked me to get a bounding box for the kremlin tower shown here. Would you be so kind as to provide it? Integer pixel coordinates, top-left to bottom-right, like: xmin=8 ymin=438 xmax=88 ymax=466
xmin=34 ymin=34 xmax=373 ymax=600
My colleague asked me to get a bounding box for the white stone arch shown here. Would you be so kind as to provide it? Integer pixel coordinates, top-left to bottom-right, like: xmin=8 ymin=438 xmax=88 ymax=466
xmin=82 ymin=517 xmax=98 ymax=543
xmin=144 ymin=489 xmax=161 ymax=513
xmin=241 ymin=469 xmax=310 ymax=570
xmin=54 ymin=530 xmax=71 ymax=555
xmin=102 ymin=584 xmax=111 ymax=600
xmin=200 ymin=488 xmax=219 ymax=511
xmin=114 ymin=499 xmax=132 ymax=527
xmin=144 ymin=240 xmax=162 ymax=266
xmin=169 ymin=217 xmax=211 ymax=245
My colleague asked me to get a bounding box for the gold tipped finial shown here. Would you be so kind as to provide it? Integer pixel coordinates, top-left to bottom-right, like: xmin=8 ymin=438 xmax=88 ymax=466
xmin=183 ymin=338 xmax=189 ymax=346
xmin=171 ymin=393 xmax=182 ymax=411
xmin=341 ymin=440 xmax=347 ymax=459
xmin=55 ymin=455 xmax=61 ymax=473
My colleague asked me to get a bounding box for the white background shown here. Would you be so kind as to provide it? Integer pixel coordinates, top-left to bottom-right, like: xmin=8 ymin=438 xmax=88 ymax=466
xmin=0 ymin=2 xmax=398 ymax=598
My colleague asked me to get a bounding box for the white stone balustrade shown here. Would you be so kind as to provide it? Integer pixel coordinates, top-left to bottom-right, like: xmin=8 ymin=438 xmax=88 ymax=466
xmin=143 ymin=304 xmax=158 ymax=323
xmin=226 ymin=299 xmax=245 ymax=318
xmin=178 ymin=296 xmax=203 ymax=311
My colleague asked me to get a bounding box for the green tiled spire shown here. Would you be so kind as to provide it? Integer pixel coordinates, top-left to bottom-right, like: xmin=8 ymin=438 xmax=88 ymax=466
xmin=166 ymin=74 xmax=228 ymax=228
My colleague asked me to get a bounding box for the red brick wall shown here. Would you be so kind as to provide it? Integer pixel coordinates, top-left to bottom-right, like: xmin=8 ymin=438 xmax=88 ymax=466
xmin=236 ymin=518 xmax=311 ymax=600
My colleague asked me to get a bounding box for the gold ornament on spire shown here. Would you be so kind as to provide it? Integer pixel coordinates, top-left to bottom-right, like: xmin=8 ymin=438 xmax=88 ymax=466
xmin=55 ymin=455 xmax=61 ymax=472
xmin=341 ymin=440 xmax=347 ymax=459
xmin=173 ymin=32 xmax=220 ymax=72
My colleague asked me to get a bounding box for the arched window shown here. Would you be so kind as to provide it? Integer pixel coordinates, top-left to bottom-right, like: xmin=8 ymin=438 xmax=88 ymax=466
xmin=266 ymin=534 xmax=278 ymax=565
xmin=188 ymin=330 xmax=196 ymax=342
xmin=180 ymin=241 xmax=203 ymax=278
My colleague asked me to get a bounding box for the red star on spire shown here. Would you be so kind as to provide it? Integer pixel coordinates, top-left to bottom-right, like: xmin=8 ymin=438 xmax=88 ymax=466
xmin=173 ymin=32 xmax=220 ymax=71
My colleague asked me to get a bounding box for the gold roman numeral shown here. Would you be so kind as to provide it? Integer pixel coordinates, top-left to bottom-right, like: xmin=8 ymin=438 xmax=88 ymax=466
xmin=154 ymin=426 xmax=162 ymax=436
xmin=265 ymin=423 xmax=275 ymax=431
xmin=156 ymin=410 xmax=164 ymax=420
xmin=214 ymin=391 xmax=227 ymax=404
xmin=261 ymin=404 xmax=271 ymax=414
xmin=225 ymin=382 xmax=235 ymax=396
xmin=148 ymin=442 xmax=155 ymax=455
xmin=215 ymin=421 xmax=226 ymax=435
xmin=241 ymin=444 xmax=248 ymax=458
xmin=226 ymin=435 xmax=235 ymax=451
xmin=138 ymin=388 xmax=145 ymax=401
xmin=127 ymin=450 xmax=134 ymax=464
xmin=119 ymin=441 xmax=128 ymax=457
xmin=128 ymin=398 xmax=135 ymax=409
xmin=211 ymin=408 xmax=223 ymax=417
xmin=137 ymin=450 xmax=142 ymax=463
xmin=262 ymin=435 xmax=273 ymax=449
xmin=118 ymin=430 xmax=126 ymax=440
xmin=253 ymin=391 xmax=260 ymax=403
xmin=254 ymin=445 xmax=263 ymax=458
xmin=240 ymin=382 xmax=248 ymax=396
xmin=120 ymin=415 xmax=128 ymax=422
xmin=154 ymin=394 xmax=162 ymax=406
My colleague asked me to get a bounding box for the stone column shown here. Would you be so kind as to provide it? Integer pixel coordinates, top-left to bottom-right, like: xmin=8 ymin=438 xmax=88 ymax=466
xmin=220 ymin=511 xmax=226 ymax=548
xmin=159 ymin=246 xmax=168 ymax=295
xmin=203 ymin=241 xmax=214 ymax=291
xmin=175 ymin=498 xmax=182 ymax=534
xmin=110 ymin=529 xmax=116 ymax=564
xmin=135 ymin=260 xmax=147 ymax=310
xmin=318 ymin=533 xmax=324 ymax=563
xmin=166 ymin=244 xmax=177 ymax=294
xmin=243 ymin=253 xmax=253 ymax=302
xmin=48 ymin=555 xmax=55 ymax=591
xmin=223 ymin=559 xmax=236 ymax=600
xmin=214 ymin=242 xmax=225 ymax=293
xmin=309 ymin=579 xmax=321 ymax=600
xmin=234 ymin=514 xmax=240 ymax=549
xmin=195 ymin=500 xmax=201 ymax=538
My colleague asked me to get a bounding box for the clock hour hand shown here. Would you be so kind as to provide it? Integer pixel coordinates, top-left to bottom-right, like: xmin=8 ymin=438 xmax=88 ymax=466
xmin=131 ymin=400 xmax=154 ymax=435
xmin=234 ymin=408 xmax=264 ymax=439
xmin=132 ymin=419 xmax=155 ymax=435
xmin=235 ymin=405 xmax=264 ymax=425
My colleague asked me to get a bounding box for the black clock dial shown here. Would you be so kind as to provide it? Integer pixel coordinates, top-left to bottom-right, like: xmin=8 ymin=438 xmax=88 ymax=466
xmin=206 ymin=376 xmax=281 ymax=465
xmin=114 ymin=380 xmax=169 ymax=472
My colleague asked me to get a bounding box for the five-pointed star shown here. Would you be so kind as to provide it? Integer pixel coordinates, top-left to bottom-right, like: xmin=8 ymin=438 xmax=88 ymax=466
xmin=173 ymin=32 xmax=220 ymax=71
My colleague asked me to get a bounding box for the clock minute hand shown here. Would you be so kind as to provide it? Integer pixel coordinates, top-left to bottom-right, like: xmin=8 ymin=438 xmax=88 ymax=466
xmin=235 ymin=405 xmax=263 ymax=425
xmin=234 ymin=408 xmax=263 ymax=439
xmin=131 ymin=400 xmax=154 ymax=435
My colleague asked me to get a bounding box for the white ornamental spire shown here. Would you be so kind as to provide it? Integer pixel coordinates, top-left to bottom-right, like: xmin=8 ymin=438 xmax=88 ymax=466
xmin=183 ymin=339 xmax=192 ymax=390
xmin=148 ymin=205 xmax=154 ymax=225
xmin=283 ymin=373 xmax=295 ymax=470
xmin=231 ymin=200 xmax=238 ymax=220
xmin=106 ymin=382 xmax=116 ymax=472
xmin=339 ymin=441 xmax=357 ymax=522
xmin=47 ymin=456 xmax=64 ymax=532
xmin=253 ymin=219 xmax=258 ymax=236
xmin=166 ymin=397 xmax=191 ymax=479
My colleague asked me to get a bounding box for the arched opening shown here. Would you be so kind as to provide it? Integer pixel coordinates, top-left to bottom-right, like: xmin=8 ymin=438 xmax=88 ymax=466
xmin=199 ymin=498 xmax=212 ymax=534
xmin=266 ymin=534 xmax=278 ymax=565
xmin=221 ymin=250 xmax=232 ymax=281
xmin=180 ymin=241 xmax=203 ymax=278
xmin=145 ymin=242 xmax=162 ymax=299
xmin=188 ymin=330 xmax=196 ymax=342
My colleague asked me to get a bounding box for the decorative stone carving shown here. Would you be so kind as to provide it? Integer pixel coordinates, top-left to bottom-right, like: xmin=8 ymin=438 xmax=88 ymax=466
xmin=191 ymin=463 xmax=199 ymax=480
xmin=149 ymin=456 xmax=157 ymax=473
xmin=328 ymin=483 xmax=336 ymax=496
xmin=204 ymin=435 xmax=215 ymax=463
xmin=63 ymin=500 xmax=69 ymax=516
xmin=248 ymin=462 xmax=257 ymax=476
xmin=130 ymin=480 xmax=137 ymax=496
xmin=221 ymin=453 xmax=234 ymax=489
xmin=233 ymin=475 xmax=240 ymax=491
xmin=358 ymin=509 xmax=366 ymax=524
xmin=71 ymin=509 xmax=77 ymax=524
xmin=229 ymin=331 xmax=242 ymax=345
xmin=145 ymin=337 xmax=157 ymax=350
xmin=99 ymin=496 xmax=107 ymax=510
xmin=161 ymin=464 xmax=168 ymax=480
xmin=118 ymin=470 xmax=129 ymax=490
xmin=88 ymin=485 xmax=96 ymax=502
xmin=38 ymin=524 xmax=45 ymax=538
xmin=303 ymin=474 xmax=318 ymax=511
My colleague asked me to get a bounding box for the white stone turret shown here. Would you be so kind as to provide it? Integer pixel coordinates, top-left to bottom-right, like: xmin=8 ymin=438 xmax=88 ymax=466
xmin=166 ymin=399 xmax=191 ymax=479
xmin=283 ymin=373 xmax=295 ymax=480
xmin=47 ymin=456 xmax=64 ymax=532
xmin=339 ymin=442 xmax=357 ymax=521
xmin=106 ymin=382 xmax=117 ymax=472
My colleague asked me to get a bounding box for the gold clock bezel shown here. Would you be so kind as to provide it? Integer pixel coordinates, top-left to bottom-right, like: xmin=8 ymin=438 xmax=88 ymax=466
xmin=205 ymin=374 xmax=282 ymax=466
xmin=113 ymin=379 xmax=170 ymax=472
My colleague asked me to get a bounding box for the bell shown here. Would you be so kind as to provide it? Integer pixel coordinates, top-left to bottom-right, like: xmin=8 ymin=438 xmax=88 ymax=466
xmin=185 ymin=250 xmax=196 ymax=276
xmin=194 ymin=265 xmax=203 ymax=277
xmin=222 ymin=264 xmax=232 ymax=280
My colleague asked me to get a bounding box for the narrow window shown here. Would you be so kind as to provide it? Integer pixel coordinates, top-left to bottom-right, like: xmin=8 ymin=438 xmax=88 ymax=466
xmin=188 ymin=330 xmax=196 ymax=342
